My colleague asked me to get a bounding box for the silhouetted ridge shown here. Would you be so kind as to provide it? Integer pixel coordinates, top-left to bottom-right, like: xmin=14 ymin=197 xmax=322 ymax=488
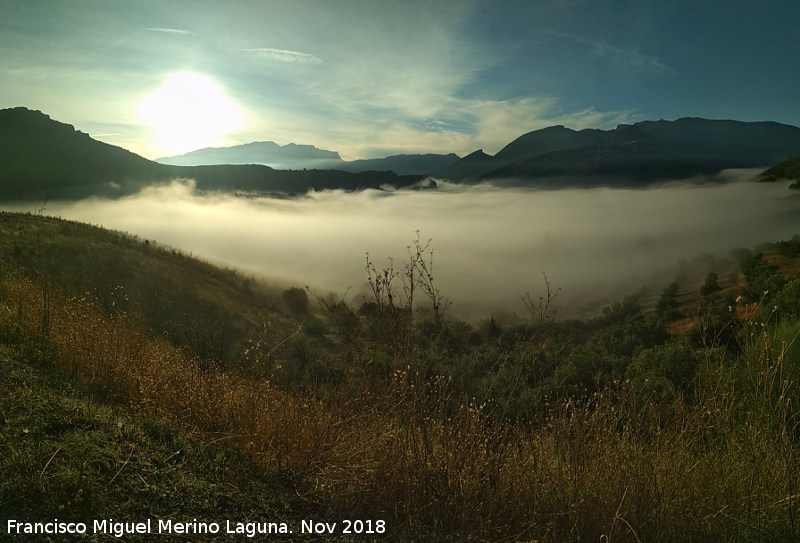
xmin=0 ymin=107 xmax=424 ymax=199
xmin=438 ymin=117 xmax=800 ymax=186
xmin=0 ymin=107 xmax=168 ymax=198
xmin=757 ymin=153 xmax=800 ymax=185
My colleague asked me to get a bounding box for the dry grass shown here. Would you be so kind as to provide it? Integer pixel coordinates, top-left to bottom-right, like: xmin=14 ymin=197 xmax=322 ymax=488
xmin=1 ymin=222 xmax=799 ymax=541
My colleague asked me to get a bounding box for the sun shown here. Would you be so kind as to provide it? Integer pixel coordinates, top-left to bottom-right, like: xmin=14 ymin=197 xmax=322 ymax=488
xmin=138 ymin=72 xmax=242 ymax=155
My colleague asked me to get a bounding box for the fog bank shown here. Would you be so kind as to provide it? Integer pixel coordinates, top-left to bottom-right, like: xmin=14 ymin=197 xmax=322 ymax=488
xmin=8 ymin=171 xmax=800 ymax=318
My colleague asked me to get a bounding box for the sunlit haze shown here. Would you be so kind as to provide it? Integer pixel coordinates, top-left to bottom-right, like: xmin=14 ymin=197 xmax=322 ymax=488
xmin=138 ymin=73 xmax=241 ymax=154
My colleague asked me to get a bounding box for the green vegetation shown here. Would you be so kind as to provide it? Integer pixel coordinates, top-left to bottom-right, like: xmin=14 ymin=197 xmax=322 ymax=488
xmin=758 ymin=152 xmax=800 ymax=185
xmin=1 ymin=211 xmax=800 ymax=541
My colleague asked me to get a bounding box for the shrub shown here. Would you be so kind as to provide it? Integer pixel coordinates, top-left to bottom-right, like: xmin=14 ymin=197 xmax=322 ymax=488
xmin=282 ymin=286 xmax=309 ymax=316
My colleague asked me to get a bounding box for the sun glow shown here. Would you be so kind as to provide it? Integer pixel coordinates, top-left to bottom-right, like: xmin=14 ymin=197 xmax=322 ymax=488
xmin=139 ymin=73 xmax=242 ymax=155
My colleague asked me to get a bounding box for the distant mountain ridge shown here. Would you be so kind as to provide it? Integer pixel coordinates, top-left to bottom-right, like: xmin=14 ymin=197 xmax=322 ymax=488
xmin=435 ymin=118 xmax=800 ymax=185
xmin=158 ymin=144 xmax=460 ymax=176
xmin=0 ymin=107 xmax=424 ymax=199
xmin=157 ymin=141 xmax=343 ymax=169
xmin=156 ymin=117 xmax=800 ymax=186
xmin=334 ymin=153 xmax=460 ymax=175
xmin=2 ymin=107 xmax=800 ymax=200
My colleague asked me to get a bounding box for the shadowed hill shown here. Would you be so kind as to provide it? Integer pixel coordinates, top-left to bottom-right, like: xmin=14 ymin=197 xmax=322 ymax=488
xmin=0 ymin=107 xmax=425 ymax=199
xmin=0 ymin=211 xmax=295 ymax=365
xmin=757 ymin=153 xmax=800 ymax=185
xmin=0 ymin=107 xmax=170 ymax=199
xmin=436 ymin=117 xmax=800 ymax=185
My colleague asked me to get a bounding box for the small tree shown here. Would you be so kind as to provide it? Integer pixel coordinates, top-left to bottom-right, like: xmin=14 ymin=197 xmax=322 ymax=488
xmin=700 ymin=272 xmax=721 ymax=297
xmin=656 ymin=281 xmax=682 ymax=320
xmin=364 ymin=231 xmax=451 ymax=359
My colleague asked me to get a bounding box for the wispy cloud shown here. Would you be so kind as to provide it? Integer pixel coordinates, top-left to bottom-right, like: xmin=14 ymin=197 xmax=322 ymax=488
xmin=144 ymin=27 xmax=193 ymax=35
xmin=243 ymin=48 xmax=323 ymax=65
xmin=255 ymin=95 xmax=641 ymax=160
xmin=449 ymin=97 xmax=641 ymax=154
xmin=546 ymin=31 xmax=676 ymax=76
xmin=591 ymin=39 xmax=676 ymax=76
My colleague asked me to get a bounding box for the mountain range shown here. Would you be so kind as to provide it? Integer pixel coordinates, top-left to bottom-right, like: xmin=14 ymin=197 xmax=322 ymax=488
xmin=157 ymin=140 xmax=343 ymax=170
xmin=158 ymin=144 xmax=461 ymax=176
xmin=2 ymin=106 xmax=800 ymax=200
xmin=159 ymin=118 xmax=800 ymax=187
xmin=0 ymin=107 xmax=424 ymax=199
xmin=451 ymin=118 xmax=800 ymax=185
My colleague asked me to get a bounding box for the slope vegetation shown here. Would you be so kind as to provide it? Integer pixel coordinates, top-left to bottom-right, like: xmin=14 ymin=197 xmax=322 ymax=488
xmin=2 ymin=212 xmax=800 ymax=541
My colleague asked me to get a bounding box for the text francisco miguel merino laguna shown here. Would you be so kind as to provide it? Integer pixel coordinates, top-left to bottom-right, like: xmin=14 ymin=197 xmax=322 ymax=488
xmin=7 ymin=518 xmax=387 ymax=537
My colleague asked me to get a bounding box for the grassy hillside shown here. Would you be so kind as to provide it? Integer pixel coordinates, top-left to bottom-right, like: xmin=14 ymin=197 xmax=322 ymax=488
xmin=2 ymin=212 xmax=800 ymax=541
xmin=758 ymin=152 xmax=800 ymax=185
xmin=0 ymin=212 xmax=297 ymax=368
xmin=0 ymin=356 xmax=310 ymax=541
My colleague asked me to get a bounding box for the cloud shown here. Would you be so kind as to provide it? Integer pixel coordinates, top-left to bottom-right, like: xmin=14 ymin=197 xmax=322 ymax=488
xmin=545 ymin=31 xmax=676 ymax=76
xmin=268 ymin=95 xmax=641 ymax=159
xmin=591 ymin=39 xmax=677 ymax=76
xmin=243 ymin=48 xmax=323 ymax=65
xmin=143 ymin=27 xmax=193 ymax=35
xmin=12 ymin=174 xmax=799 ymax=320
xmin=452 ymin=97 xmax=641 ymax=154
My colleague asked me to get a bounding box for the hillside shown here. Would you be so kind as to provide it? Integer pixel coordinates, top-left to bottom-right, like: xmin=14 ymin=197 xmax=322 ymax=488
xmin=0 ymin=108 xmax=425 ymax=200
xmin=436 ymin=117 xmax=800 ymax=185
xmin=757 ymin=153 xmax=800 ymax=185
xmin=2 ymin=212 xmax=800 ymax=541
xmin=0 ymin=107 xmax=170 ymax=199
xmin=333 ymin=153 xmax=460 ymax=175
xmin=0 ymin=357 xmax=307 ymax=540
xmin=0 ymin=212 xmax=296 ymax=367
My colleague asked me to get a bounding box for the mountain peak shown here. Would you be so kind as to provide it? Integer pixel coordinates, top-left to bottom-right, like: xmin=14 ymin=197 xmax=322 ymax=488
xmin=156 ymin=140 xmax=341 ymax=167
xmin=465 ymin=149 xmax=491 ymax=159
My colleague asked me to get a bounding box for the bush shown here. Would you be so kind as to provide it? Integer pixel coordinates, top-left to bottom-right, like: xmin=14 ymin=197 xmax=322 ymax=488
xmin=741 ymin=253 xmax=786 ymax=304
xmin=282 ymin=287 xmax=309 ymax=316
xmin=773 ymin=278 xmax=800 ymax=320
xmin=700 ymin=271 xmax=721 ymax=297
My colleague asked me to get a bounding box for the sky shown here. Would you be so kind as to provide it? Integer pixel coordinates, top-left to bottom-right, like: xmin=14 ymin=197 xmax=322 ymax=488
xmin=1 ymin=0 xmax=799 ymax=160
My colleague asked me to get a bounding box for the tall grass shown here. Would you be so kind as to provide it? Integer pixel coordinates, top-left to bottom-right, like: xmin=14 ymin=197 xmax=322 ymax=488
xmin=2 ymin=233 xmax=799 ymax=541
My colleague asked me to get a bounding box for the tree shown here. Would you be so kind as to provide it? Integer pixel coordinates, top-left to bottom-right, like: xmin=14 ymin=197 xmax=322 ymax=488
xmin=656 ymin=281 xmax=682 ymax=320
xmin=700 ymin=272 xmax=721 ymax=297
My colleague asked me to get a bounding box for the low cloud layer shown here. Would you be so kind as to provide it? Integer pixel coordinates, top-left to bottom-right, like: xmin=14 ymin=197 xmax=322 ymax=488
xmin=9 ymin=171 xmax=800 ymax=319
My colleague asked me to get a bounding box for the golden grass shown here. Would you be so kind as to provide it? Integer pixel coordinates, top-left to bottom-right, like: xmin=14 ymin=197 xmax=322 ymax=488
xmin=2 ymin=254 xmax=799 ymax=541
